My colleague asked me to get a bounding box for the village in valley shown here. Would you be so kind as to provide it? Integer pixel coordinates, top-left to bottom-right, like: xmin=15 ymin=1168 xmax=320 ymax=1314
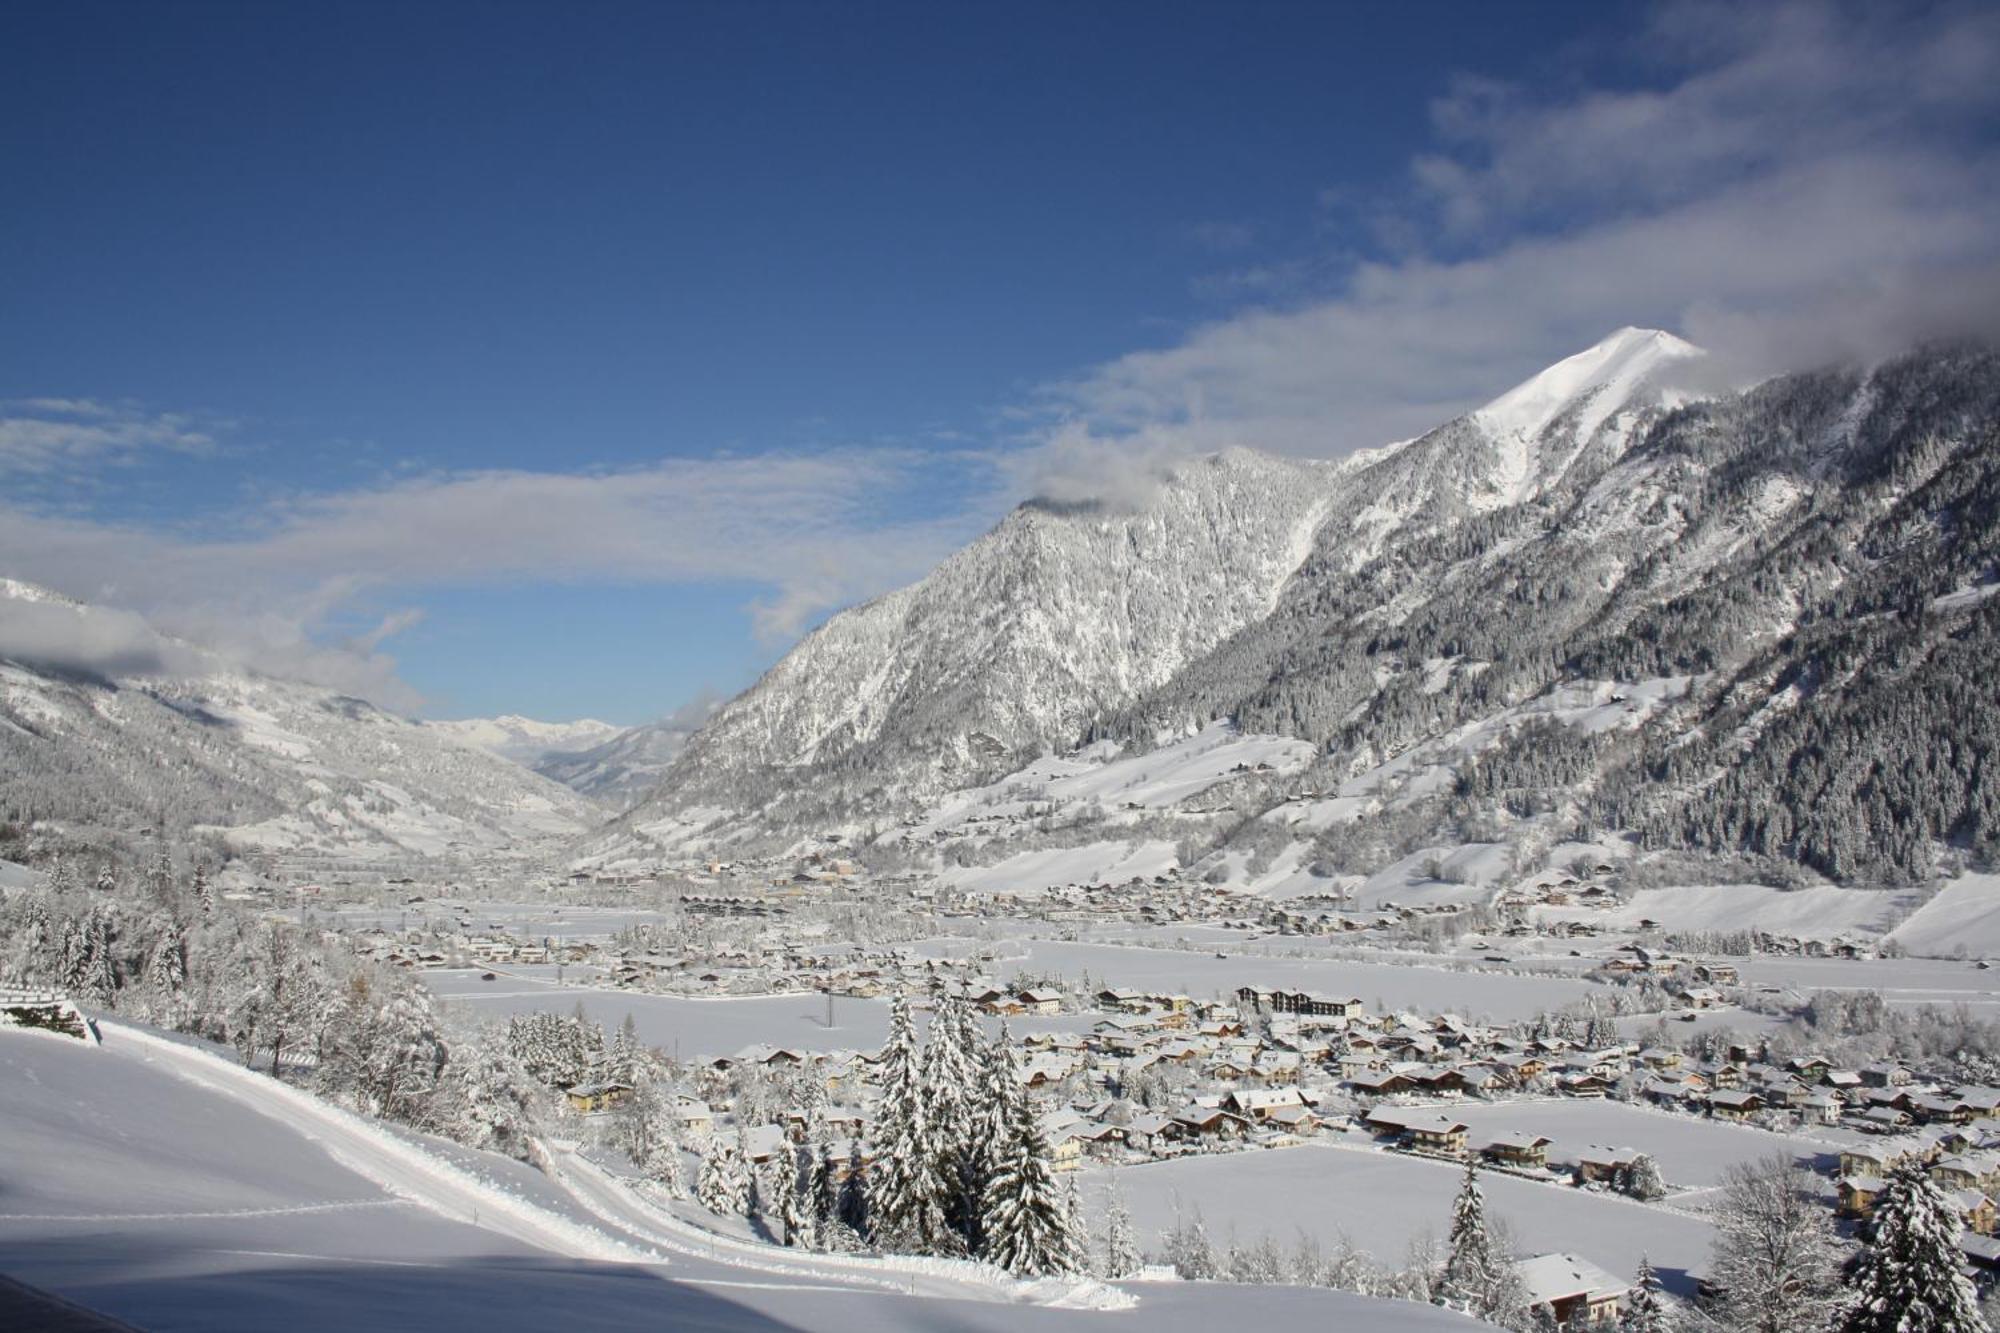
xmin=190 ymin=826 xmax=1994 ymax=1330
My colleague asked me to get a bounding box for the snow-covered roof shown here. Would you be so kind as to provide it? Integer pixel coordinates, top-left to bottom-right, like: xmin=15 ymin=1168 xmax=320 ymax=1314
xmin=1515 ymin=1252 xmax=1630 ymax=1307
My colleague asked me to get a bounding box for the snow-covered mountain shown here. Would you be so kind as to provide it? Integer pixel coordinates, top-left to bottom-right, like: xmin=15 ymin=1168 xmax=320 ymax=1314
xmin=0 ymin=583 xmax=598 ymax=869
xmin=600 ymin=331 xmax=2000 ymax=890
xmin=532 ymin=711 xmax=707 ymax=807
xmin=426 ymin=714 xmax=626 ymax=766
xmin=590 ymin=446 xmax=1350 ymax=857
xmin=597 ymin=328 xmax=1725 ymax=857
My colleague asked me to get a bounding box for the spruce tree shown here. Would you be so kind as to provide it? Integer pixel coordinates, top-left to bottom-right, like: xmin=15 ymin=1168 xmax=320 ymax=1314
xmin=1438 ymin=1159 xmax=1498 ymax=1315
xmin=979 ymin=1036 xmax=1079 ymax=1277
xmin=1621 ymin=1255 xmax=1673 ymax=1333
xmin=1843 ymin=1164 xmax=1987 ymax=1333
xmin=697 ymin=1141 xmax=746 ymax=1215
xmin=838 ymin=1142 xmax=871 ymax=1243
xmin=920 ymin=976 xmax=980 ymax=1247
xmin=869 ymin=991 xmax=954 ymax=1255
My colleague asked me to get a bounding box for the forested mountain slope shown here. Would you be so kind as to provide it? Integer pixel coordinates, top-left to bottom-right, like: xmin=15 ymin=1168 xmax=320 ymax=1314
xmin=1120 ymin=341 xmax=2000 ymax=886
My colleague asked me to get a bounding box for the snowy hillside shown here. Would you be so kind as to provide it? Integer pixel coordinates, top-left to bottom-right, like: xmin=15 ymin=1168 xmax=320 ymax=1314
xmin=0 ymin=584 xmax=598 ymax=868
xmin=0 ymin=1024 xmax=1475 ymax=1333
xmin=595 ymin=447 xmax=1348 ymax=858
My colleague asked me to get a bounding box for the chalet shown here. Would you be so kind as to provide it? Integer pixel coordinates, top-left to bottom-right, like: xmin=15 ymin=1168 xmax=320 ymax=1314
xmin=1096 ymin=987 xmax=1149 ymax=1013
xmin=1346 ymin=1069 xmax=1415 ymax=1097
xmin=1556 ymin=1073 xmax=1611 ymax=1099
xmin=1171 ymin=1107 xmax=1254 ymax=1144
xmin=1266 ymin=1105 xmax=1321 ymax=1137
xmin=1574 ymin=1146 xmax=1642 ymax=1185
xmin=1708 ymin=1089 xmax=1765 ymax=1122
xmin=1839 ymin=1175 xmax=1885 ymax=1219
xmin=1516 ymin=1252 xmax=1629 ymax=1328
xmin=1225 ymin=1088 xmax=1309 ymax=1121
xmin=1362 ymin=1108 xmax=1470 ymax=1157
xmin=1931 ymin=1153 xmax=2000 ymax=1193
xmin=1840 ymin=1144 xmax=1914 ymax=1179
xmin=1676 ymin=986 xmax=1724 ymax=1010
xmin=1859 ymin=1106 xmax=1913 ymax=1133
xmin=674 ymin=1098 xmax=716 ymax=1137
xmin=1863 ymin=1062 xmax=1914 ymax=1088
xmin=565 ymin=1081 xmax=633 ymax=1114
xmin=1481 ymin=1131 xmax=1554 ymax=1170
xmin=1123 ymin=1112 xmax=1183 ymax=1155
xmin=1015 ymin=987 xmax=1065 ymax=1016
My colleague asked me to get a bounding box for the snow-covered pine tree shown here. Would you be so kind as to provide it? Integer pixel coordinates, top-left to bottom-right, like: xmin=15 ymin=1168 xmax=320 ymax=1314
xmin=697 ymin=1141 xmax=745 ymax=1215
xmin=919 ymin=975 xmax=980 ymax=1248
xmin=809 ymin=1138 xmax=839 ymax=1251
xmin=739 ymin=1127 xmax=763 ymax=1225
xmin=83 ymin=903 xmax=120 ymax=1006
xmin=767 ymin=1145 xmax=804 ymax=1246
xmin=1622 ymin=1255 xmax=1673 ymax=1333
xmin=1842 ymin=1163 xmax=1987 ymax=1333
xmin=868 ymin=991 xmax=954 ymax=1256
xmin=145 ymin=915 xmax=187 ymax=996
xmin=838 ymin=1141 xmax=871 ymax=1243
xmin=606 ymin=1013 xmax=639 ymax=1085
xmin=963 ymin=1022 xmax=1020 ymax=1256
xmin=1438 ymin=1158 xmax=1498 ymax=1315
xmin=979 ymin=1035 xmax=1079 ymax=1277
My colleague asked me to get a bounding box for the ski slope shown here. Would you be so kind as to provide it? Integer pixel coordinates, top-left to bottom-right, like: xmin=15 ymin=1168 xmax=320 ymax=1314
xmin=0 ymin=1024 xmax=1475 ymax=1332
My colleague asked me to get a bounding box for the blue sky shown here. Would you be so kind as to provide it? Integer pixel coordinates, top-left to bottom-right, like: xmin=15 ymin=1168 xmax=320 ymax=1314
xmin=3 ymin=1 xmax=1996 ymax=723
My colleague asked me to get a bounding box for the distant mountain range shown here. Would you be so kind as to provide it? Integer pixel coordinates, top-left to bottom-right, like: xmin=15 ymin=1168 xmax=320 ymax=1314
xmin=0 ymin=583 xmax=597 ymax=869
xmin=425 ymin=714 xmax=625 ymax=767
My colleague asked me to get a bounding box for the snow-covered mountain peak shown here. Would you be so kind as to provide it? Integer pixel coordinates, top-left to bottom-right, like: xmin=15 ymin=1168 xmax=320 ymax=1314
xmin=1476 ymin=327 xmax=1707 ymax=443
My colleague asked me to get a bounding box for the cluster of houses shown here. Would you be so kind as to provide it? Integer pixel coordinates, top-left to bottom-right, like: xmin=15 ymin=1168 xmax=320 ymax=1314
xmin=1837 ymin=1129 xmax=2000 ymax=1265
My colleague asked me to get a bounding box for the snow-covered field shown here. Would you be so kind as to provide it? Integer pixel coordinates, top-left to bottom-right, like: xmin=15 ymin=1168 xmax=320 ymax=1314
xmin=1079 ymin=1140 xmax=1716 ymax=1294
xmin=1441 ymin=1100 xmax=1837 ymax=1189
xmin=1734 ymin=954 xmax=2000 ymax=1009
xmin=926 ymin=939 xmax=1602 ymax=1023
xmin=1888 ymin=873 xmax=2000 ymax=958
xmin=0 ymin=1026 xmax=1475 ymax=1333
xmin=422 ymin=970 xmax=1106 ymax=1060
xmin=1537 ymin=883 xmax=1911 ymax=941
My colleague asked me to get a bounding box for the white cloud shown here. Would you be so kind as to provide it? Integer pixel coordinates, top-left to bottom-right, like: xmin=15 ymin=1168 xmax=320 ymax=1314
xmin=0 ymin=399 xmax=217 ymax=478
xmin=1027 ymin=0 xmax=2000 ymax=475
xmin=0 ymin=447 xmax=1000 ymax=707
xmin=0 ymin=596 xmax=213 ymax=680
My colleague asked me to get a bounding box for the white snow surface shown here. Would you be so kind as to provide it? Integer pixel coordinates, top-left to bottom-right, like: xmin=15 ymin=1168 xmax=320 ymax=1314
xmin=1888 ymin=873 xmax=2000 ymax=958
xmin=1537 ymin=883 xmax=1910 ymax=941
